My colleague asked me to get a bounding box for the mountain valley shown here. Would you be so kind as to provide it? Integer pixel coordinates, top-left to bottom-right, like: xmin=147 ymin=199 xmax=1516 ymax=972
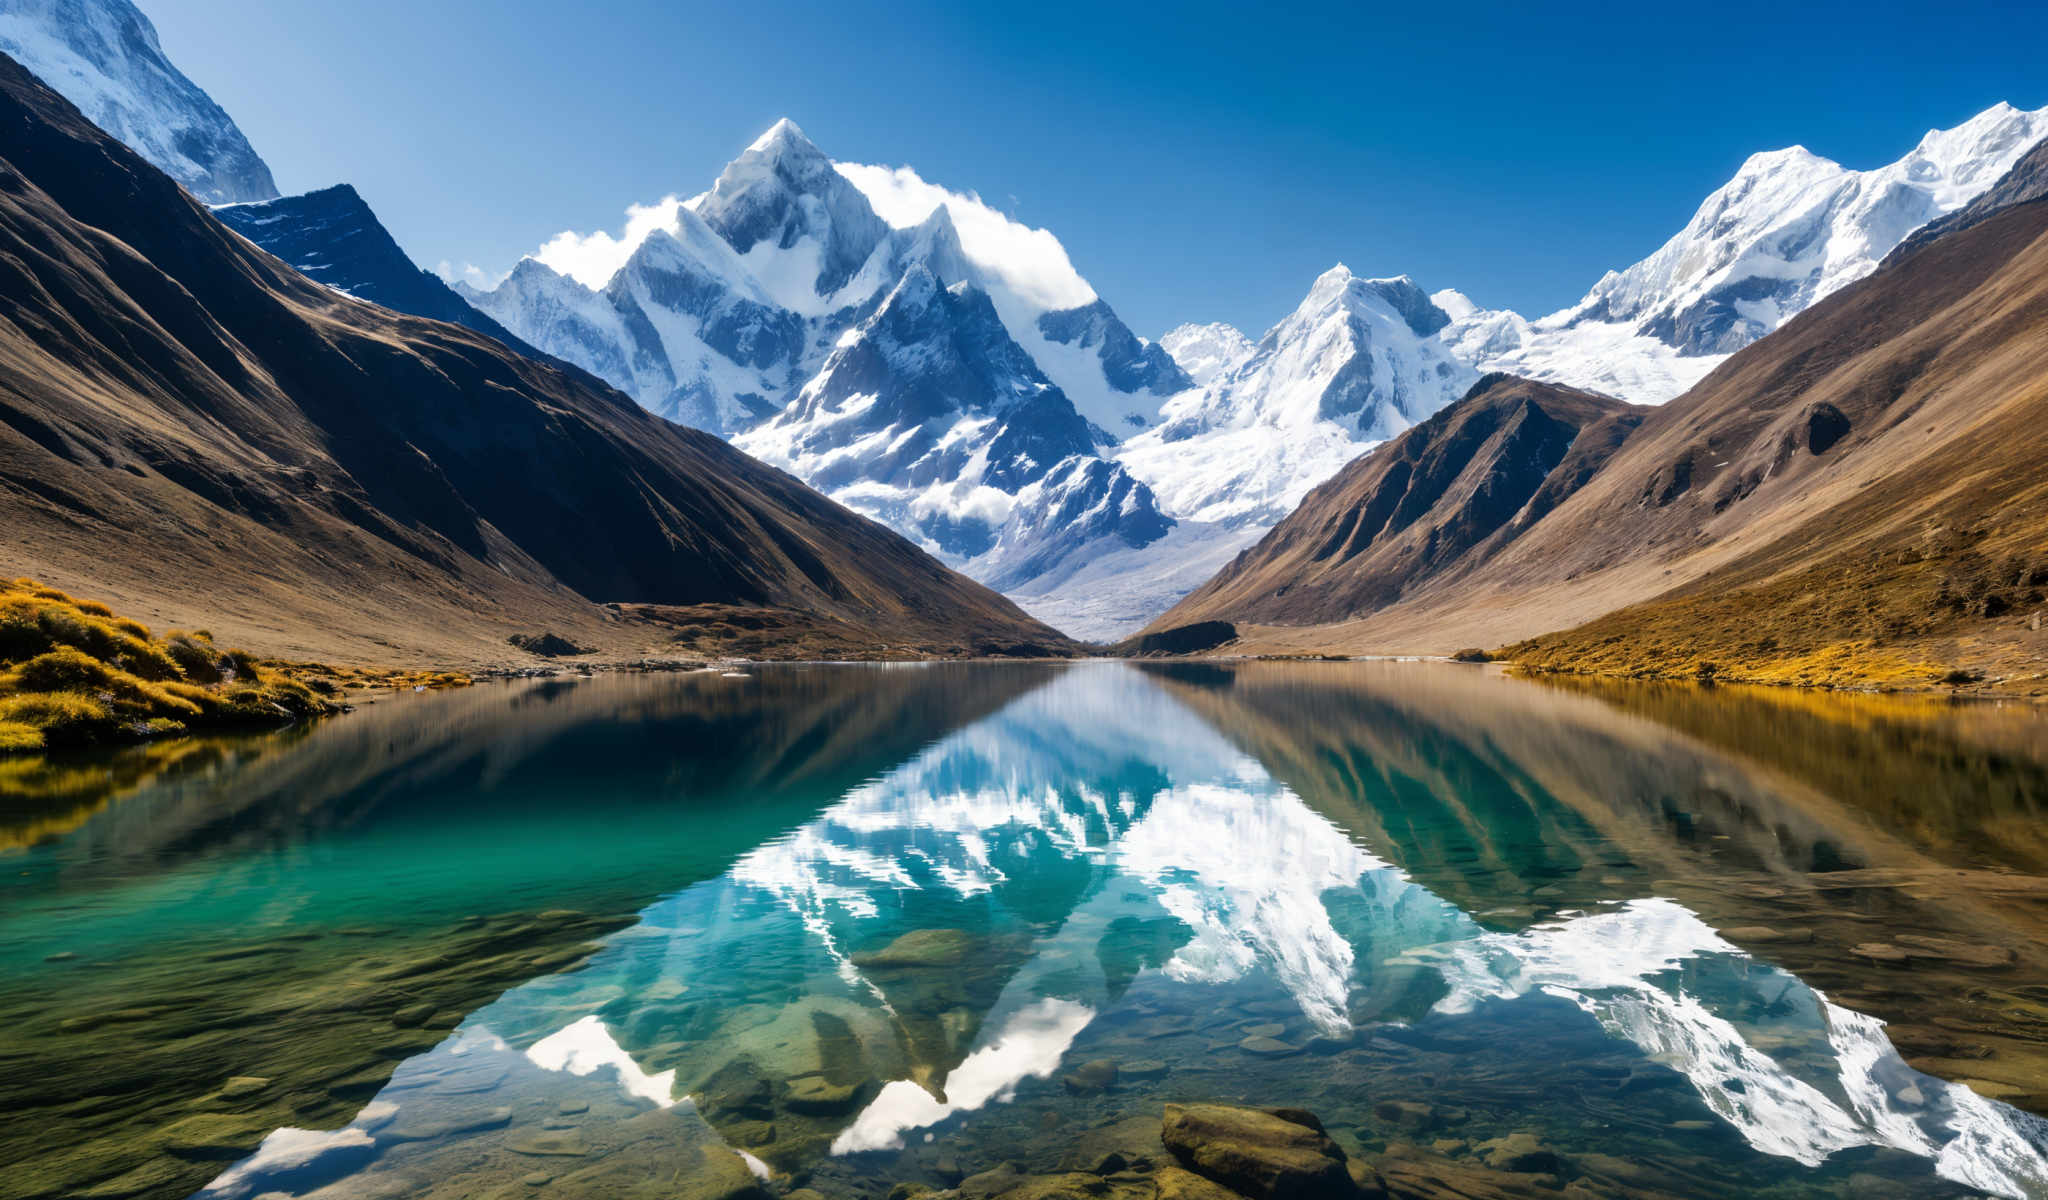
xmin=0 ymin=0 xmax=2044 ymax=684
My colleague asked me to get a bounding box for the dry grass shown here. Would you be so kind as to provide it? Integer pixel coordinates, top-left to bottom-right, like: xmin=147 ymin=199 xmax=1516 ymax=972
xmin=1500 ymin=530 xmax=2048 ymax=693
xmin=0 ymin=577 xmax=349 ymax=753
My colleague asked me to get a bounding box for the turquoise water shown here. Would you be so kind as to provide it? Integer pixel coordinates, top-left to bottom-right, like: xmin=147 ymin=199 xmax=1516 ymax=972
xmin=4 ymin=662 xmax=2047 ymax=1200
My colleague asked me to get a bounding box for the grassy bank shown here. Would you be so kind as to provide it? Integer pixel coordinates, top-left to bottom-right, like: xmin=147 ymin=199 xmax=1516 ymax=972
xmin=0 ymin=577 xmax=359 ymax=754
xmin=1500 ymin=533 xmax=2048 ymax=694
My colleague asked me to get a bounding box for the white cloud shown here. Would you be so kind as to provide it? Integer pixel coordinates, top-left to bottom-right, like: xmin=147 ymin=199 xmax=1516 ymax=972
xmin=835 ymin=162 xmax=1096 ymax=312
xmin=531 ymin=195 xmax=691 ymax=289
xmin=435 ymin=260 xmax=509 ymax=291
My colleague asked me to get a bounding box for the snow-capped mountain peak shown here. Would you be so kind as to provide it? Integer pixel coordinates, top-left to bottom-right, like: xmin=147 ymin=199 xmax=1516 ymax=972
xmin=1442 ymin=99 xmax=2048 ymax=404
xmin=896 ymin=204 xmax=978 ymax=287
xmin=620 ymin=203 xmax=779 ymax=308
xmin=748 ymin=116 xmax=810 ymax=155
xmin=1116 ymin=265 xmax=1476 ymax=527
xmin=736 ymin=262 xmax=1106 ymax=558
xmin=1567 ymin=101 xmax=2048 ymax=355
xmin=1427 ymin=288 xmax=1479 ymax=322
xmin=0 ymin=0 xmax=276 ymax=203
xmin=694 ymin=117 xmax=890 ymax=313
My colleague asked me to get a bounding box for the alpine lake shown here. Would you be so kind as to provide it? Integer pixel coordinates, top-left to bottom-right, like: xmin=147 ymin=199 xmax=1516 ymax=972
xmin=4 ymin=661 xmax=2048 ymax=1200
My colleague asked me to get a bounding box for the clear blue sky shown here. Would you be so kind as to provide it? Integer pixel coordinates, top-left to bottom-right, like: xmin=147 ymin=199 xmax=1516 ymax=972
xmin=147 ymin=0 xmax=2046 ymax=337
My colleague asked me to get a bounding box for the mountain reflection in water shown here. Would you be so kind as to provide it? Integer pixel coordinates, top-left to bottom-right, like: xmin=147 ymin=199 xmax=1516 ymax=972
xmin=6 ymin=662 xmax=2048 ymax=1200
xmin=171 ymin=662 xmax=2048 ymax=1200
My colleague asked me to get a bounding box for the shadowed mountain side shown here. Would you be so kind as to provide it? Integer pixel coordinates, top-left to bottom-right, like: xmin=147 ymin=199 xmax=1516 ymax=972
xmin=0 ymin=664 xmax=1058 ymax=1200
xmin=214 ymin=184 xmax=539 ymax=356
xmin=1155 ymin=376 xmax=1644 ymax=629
xmin=0 ymin=55 xmax=1070 ymax=665
xmin=1156 ymin=171 xmax=2048 ymax=684
xmin=1144 ymin=660 xmax=2048 ymax=1111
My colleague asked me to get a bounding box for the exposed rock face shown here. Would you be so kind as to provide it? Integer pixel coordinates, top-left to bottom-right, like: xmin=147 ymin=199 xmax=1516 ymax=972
xmin=970 ymin=456 xmax=1175 ymax=593
xmin=1038 ymin=299 xmax=1191 ymax=398
xmin=737 ymin=267 xmax=1103 ymax=558
xmin=0 ymin=0 xmax=277 ymax=203
xmin=1156 ymin=377 xmax=1643 ymax=630
xmin=216 ymin=184 xmax=533 ymax=354
xmin=1159 ymin=1104 xmax=1355 ymax=1200
xmin=506 ymin=633 xmax=591 ymax=658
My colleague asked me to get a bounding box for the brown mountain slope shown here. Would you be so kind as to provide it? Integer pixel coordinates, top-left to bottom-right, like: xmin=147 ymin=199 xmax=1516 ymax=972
xmin=0 ymin=55 xmax=1068 ymax=664
xmin=1158 ymin=169 xmax=2048 ymax=687
xmin=1154 ymin=375 xmax=1644 ymax=629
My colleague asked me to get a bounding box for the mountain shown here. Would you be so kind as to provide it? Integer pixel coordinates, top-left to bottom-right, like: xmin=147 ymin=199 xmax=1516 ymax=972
xmin=457 ymin=122 xmax=1186 ymax=636
xmin=1154 ymin=146 xmax=2048 ymax=686
xmin=1156 ymin=376 xmax=1644 ymax=629
xmin=965 ymin=454 xmax=1173 ymax=592
xmin=1441 ymin=102 xmax=2048 ymax=404
xmin=459 ymin=211 xmax=805 ymax=434
xmin=0 ymin=0 xmax=275 ymax=203
xmin=1117 ymin=266 xmax=1478 ymax=528
xmin=733 ymin=265 xmax=1154 ymax=562
xmin=1034 ymin=299 xmax=1191 ymax=433
xmin=1107 ymin=106 xmax=2048 ymax=641
xmin=215 ymin=184 xmax=533 ymax=353
xmin=0 ymin=53 xmax=1070 ymax=664
xmin=695 ymin=118 xmax=892 ymax=312
xmin=465 ymin=124 xmax=1186 ymax=445
xmin=1889 ymin=129 xmax=2048 ymax=261
xmin=1159 ymin=321 xmax=1254 ymax=387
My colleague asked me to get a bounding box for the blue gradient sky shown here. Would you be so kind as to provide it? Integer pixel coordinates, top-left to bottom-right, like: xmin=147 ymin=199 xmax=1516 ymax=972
xmin=148 ymin=0 xmax=2047 ymax=336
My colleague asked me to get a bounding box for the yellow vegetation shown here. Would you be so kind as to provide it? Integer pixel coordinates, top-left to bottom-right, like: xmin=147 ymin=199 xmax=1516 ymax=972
xmin=1499 ymin=532 xmax=2047 ymax=692
xmin=0 ymin=577 xmax=344 ymax=754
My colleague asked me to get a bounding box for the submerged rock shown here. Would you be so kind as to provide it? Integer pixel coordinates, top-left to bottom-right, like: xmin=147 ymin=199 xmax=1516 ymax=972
xmin=1473 ymin=1132 xmax=1570 ymax=1177
xmin=1160 ymin=1103 xmax=1354 ymax=1199
xmin=785 ymin=1074 xmax=861 ymax=1114
xmin=378 ymin=1104 xmax=513 ymax=1144
xmin=1152 ymin=1166 xmax=1246 ymax=1199
xmin=1062 ymin=1059 xmax=1120 ymax=1094
xmin=505 ymin=1129 xmax=588 ymax=1157
xmin=155 ymin=1112 xmax=275 ymax=1159
xmin=851 ymin=928 xmax=978 ymax=968
xmin=697 ymin=1057 xmax=775 ymax=1119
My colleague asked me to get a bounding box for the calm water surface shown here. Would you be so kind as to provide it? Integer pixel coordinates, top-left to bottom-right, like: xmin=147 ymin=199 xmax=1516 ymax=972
xmin=4 ymin=661 xmax=2047 ymax=1200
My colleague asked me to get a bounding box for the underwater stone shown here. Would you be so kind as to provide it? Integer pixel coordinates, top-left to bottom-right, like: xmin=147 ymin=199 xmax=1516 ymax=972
xmin=504 ymin=1129 xmax=588 ymax=1157
xmin=851 ymin=928 xmax=978 ymax=968
xmin=785 ymin=1075 xmax=861 ymax=1114
xmin=1160 ymin=1103 xmax=1353 ymax=1199
xmin=1062 ymin=1059 xmax=1119 ymax=1094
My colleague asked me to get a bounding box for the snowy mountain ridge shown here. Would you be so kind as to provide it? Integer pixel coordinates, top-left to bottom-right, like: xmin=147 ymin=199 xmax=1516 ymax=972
xmin=1438 ymin=101 xmax=2048 ymax=402
xmin=0 ymin=0 xmax=276 ymax=203
xmin=1120 ymin=265 xmax=1478 ymax=528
